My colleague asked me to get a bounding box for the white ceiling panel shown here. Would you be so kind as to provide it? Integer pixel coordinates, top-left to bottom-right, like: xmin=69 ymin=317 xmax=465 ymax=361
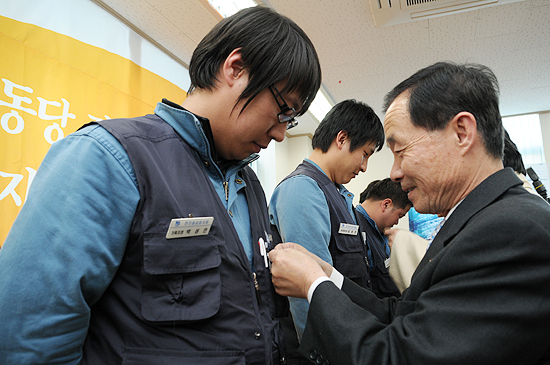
xmin=382 ymin=21 xmax=430 ymax=54
xmin=156 ymin=1 xmax=219 ymax=43
xmin=158 ymin=33 xmax=197 ymax=64
xmin=145 ymin=0 xmax=184 ymax=6
xmin=475 ymin=1 xmax=530 ymax=38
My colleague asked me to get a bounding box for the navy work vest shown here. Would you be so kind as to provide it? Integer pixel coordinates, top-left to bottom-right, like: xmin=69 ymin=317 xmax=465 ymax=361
xmin=355 ymin=211 xmax=401 ymax=298
xmin=81 ymin=115 xmax=284 ymax=364
xmin=273 ymin=160 xmax=370 ymax=288
xmin=271 ymin=160 xmax=371 ymax=364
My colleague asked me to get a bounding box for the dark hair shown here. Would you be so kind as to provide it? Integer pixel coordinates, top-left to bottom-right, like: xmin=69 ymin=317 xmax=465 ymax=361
xmin=383 ymin=62 xmax=504 ymax=160
xmin=188 ymin=6 xmax=321 ymax=116
xmin=311 ymin=99 xmax=384 ymax=153
xmin=359 ymin=178 xmax=412 ymax=209
xmin=503 ymin=130 xmax=526 ymax=175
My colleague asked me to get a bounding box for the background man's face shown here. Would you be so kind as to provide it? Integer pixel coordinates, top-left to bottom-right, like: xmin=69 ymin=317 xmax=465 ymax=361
xmin=378 ymin=204 xmax=410 ymax=232
xmin=333 ymin=140 xmax=376 ymax=184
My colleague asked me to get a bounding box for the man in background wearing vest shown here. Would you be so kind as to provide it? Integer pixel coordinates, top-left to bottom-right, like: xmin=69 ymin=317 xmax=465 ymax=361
xmin=0 ymin=6 xmax=321 ymax=364
xmin=269 ymin=99 xmax=384 ymax=364
xmin=355 ymin=178 xmax=411 ymax=298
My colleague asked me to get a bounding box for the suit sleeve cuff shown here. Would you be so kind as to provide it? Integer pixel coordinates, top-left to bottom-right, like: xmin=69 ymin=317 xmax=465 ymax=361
xmin=307 ymin=269 xmax=344 ymax=302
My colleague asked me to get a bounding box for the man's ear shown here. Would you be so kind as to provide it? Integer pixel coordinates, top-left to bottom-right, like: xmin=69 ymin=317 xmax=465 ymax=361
xmin=336 ymin=130 xmax=349 ymax=150
xmin=381 ymin=198 xmax=393 ymax=212
xmin=451 ymin=111 xmax=477 ymax=156
xmin=221 ymin=48 xmax=246 ymax=87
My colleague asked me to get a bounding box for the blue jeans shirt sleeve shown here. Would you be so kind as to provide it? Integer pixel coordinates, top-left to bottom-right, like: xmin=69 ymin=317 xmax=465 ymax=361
xmin=269 ymin=174 xmax=332 ymax=339
xmin=0 ymin=125 xmax=139 ymax=364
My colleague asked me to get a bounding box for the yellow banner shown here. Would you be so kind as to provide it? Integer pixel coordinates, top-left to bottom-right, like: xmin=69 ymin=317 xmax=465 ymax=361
xmin=0 ymin=15 xmax=187 ymax=245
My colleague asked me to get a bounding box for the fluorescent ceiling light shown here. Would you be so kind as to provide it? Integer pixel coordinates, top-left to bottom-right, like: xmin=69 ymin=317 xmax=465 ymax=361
xmin=308 ymin=88 xmax=333 ymax=123
xmin=207 ymin=0 xmax=257 ymax=18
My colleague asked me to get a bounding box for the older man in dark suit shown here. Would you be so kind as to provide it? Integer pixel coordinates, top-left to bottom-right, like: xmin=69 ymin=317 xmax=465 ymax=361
xmin=269 ymin=62 xmax=550 ymax=365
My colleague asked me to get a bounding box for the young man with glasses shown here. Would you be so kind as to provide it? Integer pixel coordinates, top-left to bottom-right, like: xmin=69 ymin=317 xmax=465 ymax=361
xmin=0 ymin=6 xmax=321 ymax=365
xmin=269 ymin=99 xmax=384 ymax=364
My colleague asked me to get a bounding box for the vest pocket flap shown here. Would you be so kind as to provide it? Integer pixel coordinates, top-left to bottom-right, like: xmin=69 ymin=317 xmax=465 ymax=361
xmin=141 ymin=234 xmax=223 ymax=322
xmin=143 ymin=234 xmax=222 ymax=275
xmin=334 ymin=235 xmax=364 ymax=253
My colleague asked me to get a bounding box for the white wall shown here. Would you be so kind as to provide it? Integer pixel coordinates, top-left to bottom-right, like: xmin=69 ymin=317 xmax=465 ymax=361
xmin=539 ymin=111 xmax=550 ymax=176
xmin=280 ymin=135 xmax=314 ymax=180
xmin=256 ymin=135 xmax=313 ymax=203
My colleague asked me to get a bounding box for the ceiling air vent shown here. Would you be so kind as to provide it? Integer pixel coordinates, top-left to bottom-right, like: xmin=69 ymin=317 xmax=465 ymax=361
xmin=368 ymin=0 xmax=524 ymax=27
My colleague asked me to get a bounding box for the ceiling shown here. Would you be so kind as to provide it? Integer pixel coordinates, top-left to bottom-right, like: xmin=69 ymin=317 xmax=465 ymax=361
xmin=92 ymin=0 xmax=550 ymax=137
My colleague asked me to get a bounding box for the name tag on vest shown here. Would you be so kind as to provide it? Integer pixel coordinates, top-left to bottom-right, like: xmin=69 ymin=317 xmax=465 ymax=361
xmin=166 ymin=217 xmax=214 ymax=239
xmin=338 ymin=223 xmax=359 ymax=236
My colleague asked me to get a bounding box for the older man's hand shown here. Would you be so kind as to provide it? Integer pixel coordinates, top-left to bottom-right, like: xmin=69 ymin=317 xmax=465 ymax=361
xmin=269 ymin=243 xmax=329 ymax=298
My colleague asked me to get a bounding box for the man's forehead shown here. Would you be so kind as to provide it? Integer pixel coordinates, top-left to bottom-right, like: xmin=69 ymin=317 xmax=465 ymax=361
xmin=383 ymin=121 xmax=406 ymax=147
xmin=383 ymin=106 xmax=418 ymax=146
xmin=385 ymin=120 xmax=426 ymax=146
xmin=386 ymin=91 xmax=409 ymax=110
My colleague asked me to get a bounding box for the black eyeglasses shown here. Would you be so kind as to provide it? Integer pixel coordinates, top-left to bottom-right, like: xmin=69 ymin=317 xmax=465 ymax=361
xmin=269 ymin=85 xmax=298 ymax=130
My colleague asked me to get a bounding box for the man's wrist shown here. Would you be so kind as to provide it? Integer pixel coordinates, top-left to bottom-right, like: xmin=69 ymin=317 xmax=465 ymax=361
xmin=307 ymin=276 xmax=330 ymax=302
xmin=330 ymin=267 xmax=344 ymax=289
xmin=306 ymin=269 xmax=344 ymax=302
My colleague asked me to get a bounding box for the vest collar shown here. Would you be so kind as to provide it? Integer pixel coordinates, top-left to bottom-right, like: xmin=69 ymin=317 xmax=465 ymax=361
xmin=155 ymin=99 xmax=258 ymax=175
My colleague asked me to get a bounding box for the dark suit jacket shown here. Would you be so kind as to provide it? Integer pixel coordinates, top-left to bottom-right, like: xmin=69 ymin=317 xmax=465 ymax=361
xmin=300 ymin=168 xmax=550 ymax=365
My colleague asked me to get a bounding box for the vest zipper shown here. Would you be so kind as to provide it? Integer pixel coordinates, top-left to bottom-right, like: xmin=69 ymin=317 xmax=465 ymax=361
xmin=253 ymin=272 xmax=262 ymax=303
xmin=223 ymin=181 xmax=229 ymax=201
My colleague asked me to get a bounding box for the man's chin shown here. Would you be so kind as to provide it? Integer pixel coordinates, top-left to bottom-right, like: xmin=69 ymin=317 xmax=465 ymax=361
xmin=342 ymin=175 xmax=356 ymax=184
xmin=413 ymin=205 xmax=432 ymax=215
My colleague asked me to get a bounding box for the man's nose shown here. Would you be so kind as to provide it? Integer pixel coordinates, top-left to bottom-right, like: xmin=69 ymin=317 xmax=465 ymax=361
xmin=269 ymin=121 xmax=287 ymax=143
xmin=390 ymin=160 xmax=403 ymax=182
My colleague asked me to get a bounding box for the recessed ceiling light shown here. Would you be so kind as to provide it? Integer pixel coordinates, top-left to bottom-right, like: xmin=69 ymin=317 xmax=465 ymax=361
xmin=207 ymin=0 xmax=258 ymax=18
xmin=309 ymin=89 xmax=333 ymax=123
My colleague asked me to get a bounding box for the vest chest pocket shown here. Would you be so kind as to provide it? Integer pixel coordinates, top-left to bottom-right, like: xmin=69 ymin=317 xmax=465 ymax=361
xmin=334 ymin=232 xmax=363 ymax=253
xmin=141 ymin=233 xmax=222 ymax=322
xmin=333 ymin=234 xmax=368 ymax=279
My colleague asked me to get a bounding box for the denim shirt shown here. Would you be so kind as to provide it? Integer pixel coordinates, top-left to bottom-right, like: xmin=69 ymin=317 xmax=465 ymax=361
xmin=269 ymin=158 xmax=356 ymax=339
xmin=0 ymin=101 xmax=259 ymax=364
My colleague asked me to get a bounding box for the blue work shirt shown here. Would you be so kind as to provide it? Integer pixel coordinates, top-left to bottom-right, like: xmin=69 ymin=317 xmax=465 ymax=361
xmin=0 ymin=101 xmax=258 ymax=364
xmin=269 ymin=158 xmax=356 ymax=339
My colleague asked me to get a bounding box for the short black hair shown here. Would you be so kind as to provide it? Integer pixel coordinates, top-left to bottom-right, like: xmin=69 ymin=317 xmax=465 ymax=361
xmin=188 ymin=6 xmax=321 ymax=117
xmin=311 ymin=99 xmax=384 ymax=153
xmin=383 ymin=62 xmax=503 ymax=160
xmin=359 ymin=178 xmax=412 ymax=210
xmin=503 ymin=130 xmax=526 ymax=175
